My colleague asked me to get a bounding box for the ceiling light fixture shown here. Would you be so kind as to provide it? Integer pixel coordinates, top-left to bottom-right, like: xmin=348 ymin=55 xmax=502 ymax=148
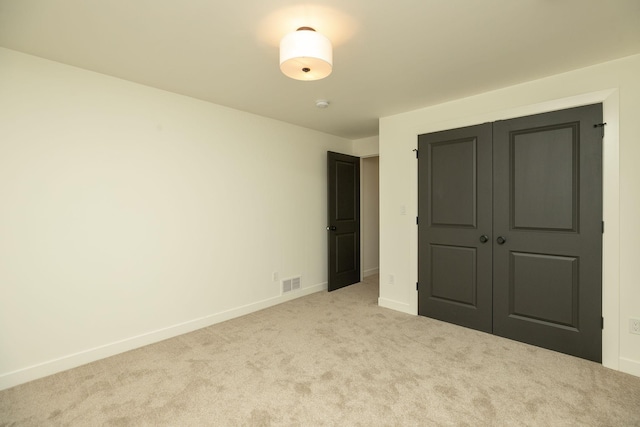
xmin=280 ymin=27 xmax=332 ymax=81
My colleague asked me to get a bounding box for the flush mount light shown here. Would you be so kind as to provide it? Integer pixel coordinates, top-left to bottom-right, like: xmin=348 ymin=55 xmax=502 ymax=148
xmin=280 ymin=27 xmax=333 ymax=81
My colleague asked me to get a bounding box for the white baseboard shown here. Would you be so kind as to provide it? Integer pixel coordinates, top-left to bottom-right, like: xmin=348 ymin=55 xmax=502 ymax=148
xmin=619 ymin=357 xmax=640 ymax=378
xmin=0 ymin=282 xmax=327 ymax=391
xmin=363 ymin=267 xmax=379 ymax=277
xmin=378 ymin=297 xmax=414 ymax=315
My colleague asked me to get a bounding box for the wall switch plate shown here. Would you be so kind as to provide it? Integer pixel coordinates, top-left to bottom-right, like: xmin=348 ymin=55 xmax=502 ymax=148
xmin=631 ymin=318 xmax=640 ymax=335
xmin=272 ymin=272 xmax=278 ymax=282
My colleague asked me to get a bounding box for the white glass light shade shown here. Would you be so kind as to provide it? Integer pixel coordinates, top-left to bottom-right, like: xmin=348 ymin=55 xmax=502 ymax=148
xmin=279 ymin=28 xmax=332 ymax=81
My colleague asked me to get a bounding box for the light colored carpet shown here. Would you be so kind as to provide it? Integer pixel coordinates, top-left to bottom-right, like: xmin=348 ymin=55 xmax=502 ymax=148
xmin=1 ymin=275 xmax=639 ymax=426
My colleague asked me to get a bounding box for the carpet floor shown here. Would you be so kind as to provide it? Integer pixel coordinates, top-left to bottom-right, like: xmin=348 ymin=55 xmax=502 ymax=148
xmin=1 ymin=275 xmax=639 ymax=426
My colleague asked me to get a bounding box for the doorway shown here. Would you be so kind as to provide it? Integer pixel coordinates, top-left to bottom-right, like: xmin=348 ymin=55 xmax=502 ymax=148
xmin=327 ymin=152 xmax=380 ymax=293
xmin=417 ymin=104 xmax=603 ymax=362
xmin=361 ymin=156 xmax=380 ymax=280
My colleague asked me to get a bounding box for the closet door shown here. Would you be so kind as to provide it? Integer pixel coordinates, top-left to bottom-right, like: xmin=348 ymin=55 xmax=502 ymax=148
xmin=417 ymin=123 xmax=493 ymax=333
xmin=492 ymin=104 xmax=603 ymax=362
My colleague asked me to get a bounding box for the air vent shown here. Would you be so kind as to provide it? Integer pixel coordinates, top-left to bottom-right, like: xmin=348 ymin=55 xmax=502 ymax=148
xmin=282 ymin=276 xmax=301 ymax=294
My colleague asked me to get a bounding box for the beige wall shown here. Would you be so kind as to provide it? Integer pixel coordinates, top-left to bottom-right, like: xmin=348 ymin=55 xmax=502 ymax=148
xmin=0 ymin=48 xmax=353 ymax=389
xmin=379 ymin=53 xmax=640 ymax=377
xmin=361 ymin=156 xmax=379 ymax=277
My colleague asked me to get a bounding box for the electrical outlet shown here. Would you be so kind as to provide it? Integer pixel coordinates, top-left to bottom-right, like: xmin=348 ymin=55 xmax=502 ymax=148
xmin=388 ymin=274 xmax=395 ymax=285
xmin=272 ymin=272 xmax=278 ymax=282
xmin=631 ymin=318 xmax=640 ymax=335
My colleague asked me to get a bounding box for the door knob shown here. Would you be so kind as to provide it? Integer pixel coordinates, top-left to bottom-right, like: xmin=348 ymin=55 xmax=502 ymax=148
xmin=497 ymin=236 xmax=506 ymax=245
xmin=326 ymin=226 xmax=337 ymax=231
xmin=479 ymin=235 xmax=489 ymax=243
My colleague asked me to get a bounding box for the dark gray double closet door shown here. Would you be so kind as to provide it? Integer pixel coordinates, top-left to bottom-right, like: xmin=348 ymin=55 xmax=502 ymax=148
xmin=417 ymin=104 xmax=603 ymax=362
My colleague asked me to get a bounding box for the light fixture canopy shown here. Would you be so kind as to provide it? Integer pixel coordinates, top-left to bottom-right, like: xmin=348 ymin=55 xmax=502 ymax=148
xmin=280 ymin=27 xmax=333 ymax=81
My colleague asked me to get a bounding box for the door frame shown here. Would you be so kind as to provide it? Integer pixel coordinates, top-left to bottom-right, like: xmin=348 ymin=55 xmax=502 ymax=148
xmin=408 ymin=89 xmax=620 ymax=370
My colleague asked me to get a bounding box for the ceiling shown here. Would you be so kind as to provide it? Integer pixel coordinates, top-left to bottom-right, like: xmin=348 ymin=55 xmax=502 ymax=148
xmin=1 ymin=1 xmax=639 ymax=140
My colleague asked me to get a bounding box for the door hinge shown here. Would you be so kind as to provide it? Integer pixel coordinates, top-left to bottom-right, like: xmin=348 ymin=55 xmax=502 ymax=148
xmin=602 ymin=221 xmax=604 ymax=233
xmin=413 ymin=149 xmax=419 ymax=158
xmin=594 ymin=122 xmax=607 ymax=137
xmin=416 ymin=282 xmax=419 ymax=291
xmin=602 ymin=316 xmax=604 ymax=329
xmin=416 ymin=216 xmax=419 ymax=225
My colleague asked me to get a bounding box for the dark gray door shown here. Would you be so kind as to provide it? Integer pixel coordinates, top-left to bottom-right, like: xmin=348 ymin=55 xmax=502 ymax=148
xmin=417 ymin=104 xmax=603 ymax=362
xmin=417 ymin=124 xmax=493 ymax=333
xmin=493 ymin=104 xmax=603 ymax=362
xmin=327 ymin=151 xmax=360 ymax=291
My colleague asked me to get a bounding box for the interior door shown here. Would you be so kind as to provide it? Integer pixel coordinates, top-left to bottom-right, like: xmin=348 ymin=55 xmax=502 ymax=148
xmin=417 ymin=124 xmax=493 ymax=333
xmin=417 ymin=104 xmax=603 ymax=362
xmin=492 ymin=104 xmax=603 ymax=362
xmin=327 ymin=151 xmax=360 ymax=291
